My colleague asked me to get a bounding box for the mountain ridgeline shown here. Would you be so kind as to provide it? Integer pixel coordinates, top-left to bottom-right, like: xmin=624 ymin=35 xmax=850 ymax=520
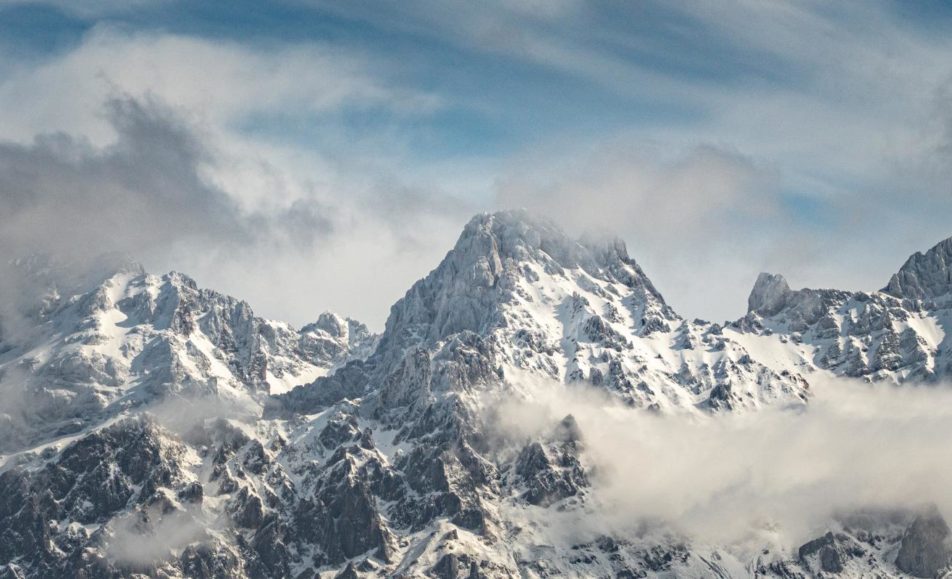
xmin=2 ymin=211 xmax=952 ymax=578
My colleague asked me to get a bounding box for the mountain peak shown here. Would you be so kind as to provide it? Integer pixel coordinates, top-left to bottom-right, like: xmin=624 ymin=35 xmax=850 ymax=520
xmin=885 ymin=236 xmax=952 ymax=301
xmin=458 ymin=210 xmax=633 ymax=274
xmin=303 ymin=311 xmax=349 ymax=337
xmin=377 ymin=211 xmax=675 ymax=357
xmin=747 ymin=272 xmax=791 ymax=315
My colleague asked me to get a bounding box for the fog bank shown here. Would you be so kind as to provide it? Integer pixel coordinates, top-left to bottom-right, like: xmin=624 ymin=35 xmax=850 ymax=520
xmin=490 ymin=376 xmax=952 ymax=548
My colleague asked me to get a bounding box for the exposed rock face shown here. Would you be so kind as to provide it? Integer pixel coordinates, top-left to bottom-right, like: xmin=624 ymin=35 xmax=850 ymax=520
xmin=748 ymin=272 xmax=793 ymax=316
xmin=378 ymin=210 xmax=677 ymax=353
xmin=896 ymin=508 xmax=952 ymax=577
xmin=3 ymin=213 xmax=952 ymax=578
xmin=514 ymin=415 xmax=587 ymax=507
xmin=343 ymin=211 xmax=811 ymax=416
xmin=796 ymin=531 xmax=869 ymax=574
xmin=300 ymin=312 xmax=378 ymax=370
xmin=886 ymin=237 xmax=952 ymax=301
xmin=0 ymin=417 xmax=205 ymax=577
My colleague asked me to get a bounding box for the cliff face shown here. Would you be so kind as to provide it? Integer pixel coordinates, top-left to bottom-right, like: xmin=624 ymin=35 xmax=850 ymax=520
xmin=886 ymin=237 xmax=952 ymax=301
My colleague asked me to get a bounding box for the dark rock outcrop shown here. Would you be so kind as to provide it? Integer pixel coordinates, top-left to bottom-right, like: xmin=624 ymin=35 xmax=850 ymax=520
xmin=896 ymin=508 xmax=952 ymax=578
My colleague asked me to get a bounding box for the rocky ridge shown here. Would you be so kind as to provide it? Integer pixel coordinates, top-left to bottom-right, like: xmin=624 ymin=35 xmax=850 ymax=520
xmin=1 ymin=211 xmax=951 ymax=578
xmin=739 ymin=235 xmax=952 ymax=382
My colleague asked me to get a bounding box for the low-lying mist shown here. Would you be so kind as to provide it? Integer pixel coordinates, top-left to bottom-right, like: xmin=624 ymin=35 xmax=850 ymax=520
xmin=489 ymin=376 xmax=952 ymax=550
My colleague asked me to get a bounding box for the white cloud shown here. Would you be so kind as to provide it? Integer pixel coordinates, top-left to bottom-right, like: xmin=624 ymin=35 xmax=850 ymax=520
xmin=494 ymin=141 xmax=789 ymax=320
xmin=107 ymin=509 xmax=207 ymax=565
xmin=496 ymin=142 xmax=778 ymax=239
xmin=0 ymin=26 xmax=440 ymax=147
xmin=0 ymin=91 xmax=474 ymax=329
xmin=298 ymin=0 xmax=952 ymax=321
xmin=489 ymin=376 xmax=952 ymax=550
xmin=0 ymin=27 xmax=475 ymax=329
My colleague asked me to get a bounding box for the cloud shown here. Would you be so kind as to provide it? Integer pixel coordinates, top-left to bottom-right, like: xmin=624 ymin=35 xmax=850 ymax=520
xmin=0 ymin=27 xmax=475 ymax=328
xmin=0 ymin=90 xmax=475 ymax=332
xmin=494 ymin=141 xmax=790 ymax=321
xmin=490 ymin=116 xmax=952 ymax=323
xmin=489 ymin=377 xmax=952 ymax=550
xmin=0 ymin=95 xmax=247 ymax=349
xmin=106 ymin=508 xmax=207 ymax=566
xmin=299 ymin=0 xmax=952 ymax=321
xmin=0 ymin=93 xmax=303 ymax=325
xmin=496 ymin=142 xmax=778 ymax=244
xmin=0 ymin=88 xmax=471 ymax=334
xmin=0 ymin=26 xmax=440 ymax=146
xmin=145 ymin=394 xmax=260 ymax=436
xmin=0 ymin=93 xmax=349 ymax=287
xmin=0 ymin=96 xmax=252 ymax=262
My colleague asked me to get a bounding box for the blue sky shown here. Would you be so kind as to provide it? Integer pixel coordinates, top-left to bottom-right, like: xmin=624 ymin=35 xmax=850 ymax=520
xmin=1 ymin=0 xmax=951 ymax=327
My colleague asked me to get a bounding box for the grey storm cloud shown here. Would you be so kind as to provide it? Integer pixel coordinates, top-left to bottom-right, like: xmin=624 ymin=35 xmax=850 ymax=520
xmin=0 ymin=89 xmax=472 ymax=329
xmin=0 ymin=95 xmax=334 ymax=263
xmin=0 ymin=95 xmax=347 ymax=343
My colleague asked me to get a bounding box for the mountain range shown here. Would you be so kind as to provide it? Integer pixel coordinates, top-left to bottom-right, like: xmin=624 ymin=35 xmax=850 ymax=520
xmin=2 ymin=210 xmax=951 ymax=578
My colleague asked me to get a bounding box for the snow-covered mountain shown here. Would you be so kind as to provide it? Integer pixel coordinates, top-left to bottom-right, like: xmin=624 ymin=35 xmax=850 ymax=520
xmin=0 ymin=260 xmax=376 ymax=453
xmin=738 ymin=235 xmax=952 ymax=382
xmin=278 ymin=211 xmax=809 ymax=417
xmin=1 ymin=211 xmax=951 ymax=578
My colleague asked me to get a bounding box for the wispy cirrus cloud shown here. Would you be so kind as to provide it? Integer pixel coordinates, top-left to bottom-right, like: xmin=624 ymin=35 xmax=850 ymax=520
xmin=0 ymin=26 xmax=441 ymax=146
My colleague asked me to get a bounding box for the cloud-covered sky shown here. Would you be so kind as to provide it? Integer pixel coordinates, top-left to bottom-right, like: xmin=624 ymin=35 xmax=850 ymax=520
xmin=1 ymin=0 xmax=951 ymax=328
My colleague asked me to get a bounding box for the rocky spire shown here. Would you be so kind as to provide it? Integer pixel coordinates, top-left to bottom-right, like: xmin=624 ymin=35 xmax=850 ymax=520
xmin=747 ymin=272 xmax=791 ymax=316
xmin=885 ymin=236 xmax=952 ymax=301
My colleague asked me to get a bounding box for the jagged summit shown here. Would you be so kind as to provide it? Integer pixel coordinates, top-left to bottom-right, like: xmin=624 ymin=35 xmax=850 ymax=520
xmin=740 ymin=237 xmax=952 ymax=381
xmin=280 ymin=210 xmax=810 ymax=419
xmin=0 ymin=265 xmax=376 ymax=452
xmin=747 ymin=234 xmax=952 ymax=314
xmin=885 ymin=236 xmax=952 ymax=301
xmin=303 ymin=312 xmax=351 ymax=336
xmin=453 ymin=210 xmax=646 ymax=279
xmin=747 ymin=272 xmax=792 ymax=315
xmin=378 ymin=210 xmax=676 ymax=356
